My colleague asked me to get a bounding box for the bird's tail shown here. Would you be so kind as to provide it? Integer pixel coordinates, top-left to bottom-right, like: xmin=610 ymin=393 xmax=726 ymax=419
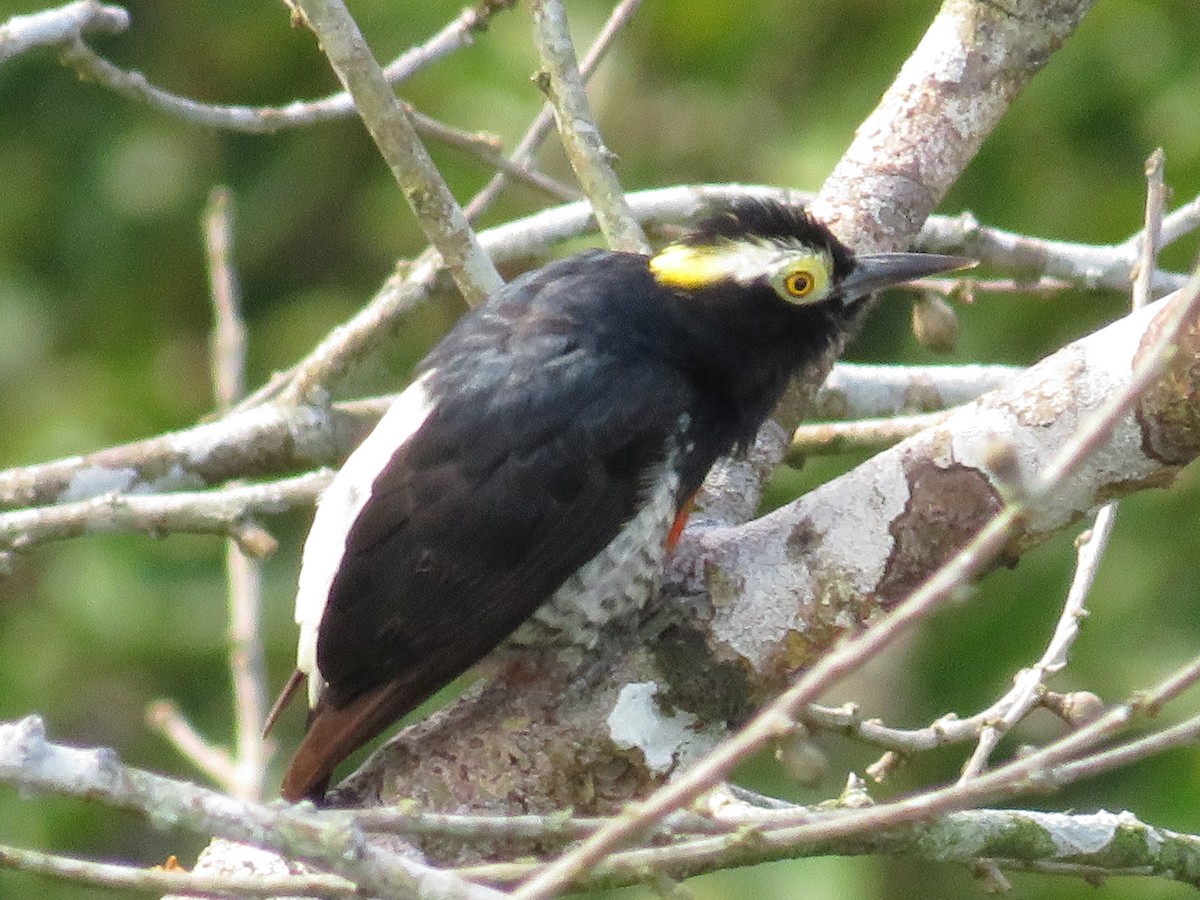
xmin=280 ymin=677 xmax=424 ymax=803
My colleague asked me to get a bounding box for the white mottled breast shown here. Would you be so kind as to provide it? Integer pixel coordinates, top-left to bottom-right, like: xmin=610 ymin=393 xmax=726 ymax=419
xmin=511 ymin=453 xmax=681 ymax=648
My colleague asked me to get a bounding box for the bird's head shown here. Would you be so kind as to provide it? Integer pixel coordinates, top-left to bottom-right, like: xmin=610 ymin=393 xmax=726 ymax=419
xmin=648 ymin=199 xmax=972 ymax=308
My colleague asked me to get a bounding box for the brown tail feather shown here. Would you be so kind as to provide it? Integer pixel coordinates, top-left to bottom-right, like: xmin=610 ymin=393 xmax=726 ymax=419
xmin=280 ymin=677 xmax=429 ymax=802
xmin=263 ymin=668 xmax=305 ymax=738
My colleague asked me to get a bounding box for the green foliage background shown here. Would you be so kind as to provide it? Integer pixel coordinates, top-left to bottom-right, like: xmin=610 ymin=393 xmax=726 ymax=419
xmin=1 ymin=1 xmax=1199 ymax=897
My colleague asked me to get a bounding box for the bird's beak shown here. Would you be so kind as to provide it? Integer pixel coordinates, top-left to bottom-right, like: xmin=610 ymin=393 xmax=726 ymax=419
xmin=839 ymin=253 xmax=976 ymax=304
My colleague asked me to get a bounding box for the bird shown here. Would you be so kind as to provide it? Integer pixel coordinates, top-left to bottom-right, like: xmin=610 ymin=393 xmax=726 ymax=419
xmin=269 ymin=198 xmax=972 ymax=802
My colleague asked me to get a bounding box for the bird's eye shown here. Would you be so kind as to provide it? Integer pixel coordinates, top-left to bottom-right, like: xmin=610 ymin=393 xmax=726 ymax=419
xmin=784 ymin=270 xmax=815 ymax=298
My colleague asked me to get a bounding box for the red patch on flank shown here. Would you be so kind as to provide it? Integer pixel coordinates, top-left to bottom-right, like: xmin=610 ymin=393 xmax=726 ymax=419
xmin=666 ymin=492 xmax=699 ymax=549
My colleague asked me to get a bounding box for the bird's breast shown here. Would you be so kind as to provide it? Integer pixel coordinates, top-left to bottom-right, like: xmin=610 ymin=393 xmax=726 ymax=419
xmin=510 ymin=444 xmax=682 ymax=648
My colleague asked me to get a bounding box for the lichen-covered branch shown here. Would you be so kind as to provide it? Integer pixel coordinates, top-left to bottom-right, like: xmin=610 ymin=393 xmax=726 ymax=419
xmin=813 ymin=0 xmax=1096 ymax=250
xmin=0 ymin=716 xmax=501 ymax=900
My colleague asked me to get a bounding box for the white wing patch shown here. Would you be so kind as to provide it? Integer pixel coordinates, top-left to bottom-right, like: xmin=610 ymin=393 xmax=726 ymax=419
xmin=294 ymin=371 xmax=436 ymax=708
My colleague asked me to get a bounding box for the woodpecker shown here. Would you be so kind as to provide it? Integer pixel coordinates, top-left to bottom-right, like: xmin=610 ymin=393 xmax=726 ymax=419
xmin=272 ymin=199 xmax=970 ymax=801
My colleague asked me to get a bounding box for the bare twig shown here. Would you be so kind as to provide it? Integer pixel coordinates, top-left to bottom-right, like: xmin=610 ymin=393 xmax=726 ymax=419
xmin=1049 ymin=710 xmax=1200 ymax=784
xmin=290 ymin=0 xmax=502 ymax=307
xmin=146 ymin=700 xmax=237 ymax=789
xmin=814 ymin=362 xmax=1020 ymax=420
xmin=404 ymin=105 xmax=578 ymax=202
xmin=0 ymin=471 xmax=327 ymax=555
xmin=957 ymin=504 xmax=1115 ymax=781
xmin=206 ymin=189 xmax=244 ymax=413
xmin=466 ymin=0 xmax=644 ymax=220
xmin=204 ymin=189 xmax=270 ymax=801
xmin=0 ymin=1 xmax=127 ymax=66
xmin=1133 ymin=149 xmax=1167 ymax=312
xmin=224 ymin=540 xmax=270 ymax=799
xmin=528 ymin=0 xmax=647 ymax=253
xmin=59 ymin=32 xmax=572 ymax=202
xmin=957 ymin=148 xmax=1173 ymax=782
xmin=922 ymin=197 xmax=1194 ymax=298
xmin=790 ymin=411 xmax=950 ymax=456
xmin=49 ymin=2 xmax=511 ymax=132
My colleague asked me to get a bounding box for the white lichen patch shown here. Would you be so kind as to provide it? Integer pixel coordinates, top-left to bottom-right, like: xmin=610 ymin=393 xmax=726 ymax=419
xmin=61 ymin=464 xmax=138 ymax=503
xmin=139 ymin=463 xmax=205 ymax=494
xmin=1041 ymin=809 xmax=1151 ymax=857
xmin=607 ymin=681 xmax=715 ymax=775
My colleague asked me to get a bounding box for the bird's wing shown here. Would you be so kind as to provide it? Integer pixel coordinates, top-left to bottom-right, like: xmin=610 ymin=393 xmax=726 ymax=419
xmin=317 ymin=351 xmax=693 ymax=703
xmin=281 ymin=317 xmax=699 ymax=799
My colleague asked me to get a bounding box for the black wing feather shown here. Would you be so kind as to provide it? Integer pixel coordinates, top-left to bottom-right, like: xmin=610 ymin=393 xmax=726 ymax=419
xmin=315 ymin=251 xmax=700 ymax=709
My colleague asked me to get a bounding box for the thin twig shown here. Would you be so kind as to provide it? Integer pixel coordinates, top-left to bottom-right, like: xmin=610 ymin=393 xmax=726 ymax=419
xmin=206 ymin=188 xmax=244 ymax=412
xmin=49 ymin=2 xmax=511 ymax=132
xmin=203 ymin=189 xmax=270 ymax=801
xmin=146 ymin=700 xmax=237 ymax=789
xmin=290 ymin=0 xmax=502 ymax=306
xmin=957 ymin=148 xmax=1170 ymax=780
xmin=1049 ymin=710 xmax=1200 ymax=784
xmin=466 ymin=0 xmax=644 ymax=220
xmin=923 ymin=194 xmax=1198 ymax=297
xmin=60 ymin=31 xmax=571 ymax=202
xmin=0 ymin=1 xmax=127 ymax=66
xmin=0 ymin=471 xmax=327 ymax=555
xmin=528 ymin=0 xmax=647 ymax=253
xmin=790 ymin=411 xmax=950 ymax=456
xmin=957 ymin=504 xmax=1115 ymax=781
xmin=405 ymin=105 xmax=578 ymax=202
xmin=1133 ymin=148 xmax=1167 ymax=312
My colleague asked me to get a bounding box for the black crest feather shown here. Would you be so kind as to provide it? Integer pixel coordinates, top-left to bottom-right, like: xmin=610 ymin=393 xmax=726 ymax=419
xmin=684 ymin=197 xmax=855 ymax=280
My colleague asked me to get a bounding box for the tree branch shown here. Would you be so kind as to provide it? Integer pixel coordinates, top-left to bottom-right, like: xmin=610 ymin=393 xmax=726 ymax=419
xmin=0 ymin=717 xmax=501 ymax=900
xmin=466 ymin=0 xmax=644 ymax=221
xmin=0 ymin=0 xmax=126 ymax=66
xmin=528 ymin=0 xmax=647 ymax=253
xmin=289 ymin=0 xmax=502 ymax=307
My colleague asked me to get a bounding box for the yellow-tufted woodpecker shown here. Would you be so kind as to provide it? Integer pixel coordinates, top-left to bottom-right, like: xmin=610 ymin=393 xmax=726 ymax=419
xmin=271 ymin=198 xmax=971 ymax=801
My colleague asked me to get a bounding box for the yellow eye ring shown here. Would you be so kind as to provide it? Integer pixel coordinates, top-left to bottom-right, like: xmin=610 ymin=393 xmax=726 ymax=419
xmin=784 ymin=270 xmax=815 ymax=298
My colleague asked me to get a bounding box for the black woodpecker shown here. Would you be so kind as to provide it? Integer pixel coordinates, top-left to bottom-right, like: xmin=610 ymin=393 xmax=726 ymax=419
xmin=273 ymin=198 xmax=971 ymax=802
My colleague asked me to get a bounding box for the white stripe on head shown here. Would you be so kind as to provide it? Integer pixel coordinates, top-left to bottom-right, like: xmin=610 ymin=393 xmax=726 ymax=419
xmin=295 ymin=371 xmax=436 ymax=708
